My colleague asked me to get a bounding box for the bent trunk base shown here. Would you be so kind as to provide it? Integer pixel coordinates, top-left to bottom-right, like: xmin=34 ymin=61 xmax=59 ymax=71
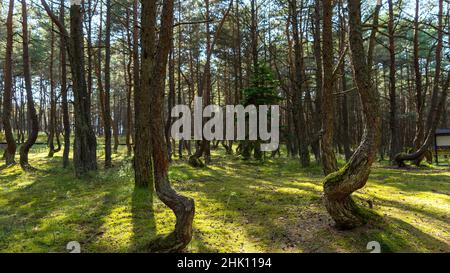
xmin=324 ymin=195 xmax=366 ymax=230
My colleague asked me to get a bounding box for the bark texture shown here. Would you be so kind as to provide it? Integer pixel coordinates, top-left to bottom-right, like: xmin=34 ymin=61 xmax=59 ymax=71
xmin=321 ymin=0 xmax=338 ymax=175
xmin=2 ymin=0 xmax=16 ymax=166
xmin=144 ymin=0 xmax=195 ymax=252
xmin=323 ymin=0 xmax=381 ymax=230
xmin=134 ymin=0 xmax=155 ymax=188
xmin=19 ymin=0 xmax=39 ymax=170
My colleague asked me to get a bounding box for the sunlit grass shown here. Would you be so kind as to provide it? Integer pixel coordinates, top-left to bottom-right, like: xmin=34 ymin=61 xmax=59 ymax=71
xmin=0 ymin=145 xmax=449 ymax=253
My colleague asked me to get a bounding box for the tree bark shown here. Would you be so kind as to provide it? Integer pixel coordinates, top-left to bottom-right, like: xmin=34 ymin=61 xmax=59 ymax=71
xmin=289 ymin=0 xmax=310 ymax=167
xmin=144 ymin=0 xmax=195 ymax=252
xmin=134 ymin=0 xmax=155 ymax=188
xmin=387 ymin=0 xmax=401 ymax=161
xmin=338 ymin=0 xmax=352 ymax=161
xmin=125 ymin=10 xmax=133 ymax=157
xmin=19 ymin=0 xmax=39 ymax=170
xmin=60 ymin=0 xmax=70 ymax=168
xmin=321 ymin=0 xmax=338 ymax=175
xmin=48 ymin=19 xmax=56 ymax=158
xmin=412 ymin=0 xmax=424 ymax=150
xmin=323 ymin=0 xmax=382 ymax=230
xmin=188 ymin=0 xmax=233 ymax=167
xmin=2 ymin=0 xmax=16 ymax=166
xmin=42 ymin=0 xmax=98 ymax=176
xmin=104 ymin=0 xmax=112 ymax=168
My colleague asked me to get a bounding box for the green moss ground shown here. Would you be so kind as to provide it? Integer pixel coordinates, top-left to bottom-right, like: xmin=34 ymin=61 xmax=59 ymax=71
xmin=0 ymin=145 xmax=449 ymax=253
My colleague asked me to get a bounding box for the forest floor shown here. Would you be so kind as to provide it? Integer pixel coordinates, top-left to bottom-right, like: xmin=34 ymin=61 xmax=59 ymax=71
xmin=0 ymin=145 xmax=449 ymax=253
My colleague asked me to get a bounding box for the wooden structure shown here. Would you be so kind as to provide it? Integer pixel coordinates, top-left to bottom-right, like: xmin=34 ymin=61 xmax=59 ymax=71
xmin=434 ymin=128 xmax=450 ymax=165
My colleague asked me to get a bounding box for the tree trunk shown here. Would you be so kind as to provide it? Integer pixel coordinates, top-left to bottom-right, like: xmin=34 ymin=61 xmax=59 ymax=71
xmin=134 ymin=0 xmax=155 ymax=188
xmin=166 ymin=47 xmax=176 ymax=162
xmin=60 ymin=0 xmax=70 ymax=168
xmin=312 ymin=0 xmax=322 ymax=164
xmin=339 ymin=0 xmax=352 ymax=161
xmin=19 ymin=0 xmax=39 ymax=170
xmin=412 ymin=0 xmax=424 ymax=150
xmin=289 ymin=0 xmax=309 ymax=167
xmin=323 ymin=0 xmax=382 ymax=230
xmin=188 ymin=0 xmax=233 ymax=167
xmin=125 ymin=10 xmax=133 ymax=157
xmin=2 ymin=0 xmax=16 ymax=166
xmin=48 ymin=19 xmax=56 ymax=158
xmin=321 ymin=0 xmax=338 ymax=175
xmin=387 ymin=0 xmax=401 ymax=161
xmin=42 ymin=0 xmax=98 ymax=176
xmin=144 ymin=0 xmax=195 ymax=252
xmin=394 ymin=0 xmax=445 ymax=167
xmin=104 ymin=0 xmax=112 ymax=168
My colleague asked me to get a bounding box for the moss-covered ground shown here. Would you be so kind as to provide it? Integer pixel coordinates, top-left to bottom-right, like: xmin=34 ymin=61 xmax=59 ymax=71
xmin=0 ymin=145 xmax=449 ymax=253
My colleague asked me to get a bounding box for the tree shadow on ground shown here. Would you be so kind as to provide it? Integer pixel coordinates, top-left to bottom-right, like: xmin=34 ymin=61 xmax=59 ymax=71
xmin=171 ymin=156 xmax=449 ymax=253
xmin=0 ymin=160 xmax=120 ymax=252
xmin=129 ymin=187 xmax=156 ymax=252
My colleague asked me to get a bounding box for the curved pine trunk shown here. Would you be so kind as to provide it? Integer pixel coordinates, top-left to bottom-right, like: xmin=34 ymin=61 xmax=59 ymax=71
xmin=145 ymin=0 xmax=195 ymax=252
xmin=323 ymin=0 xmax=381 ymax=230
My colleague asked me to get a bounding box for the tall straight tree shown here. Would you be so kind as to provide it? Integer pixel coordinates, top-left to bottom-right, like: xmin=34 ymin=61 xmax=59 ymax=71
xmin=289 ymin=0 xmax=310 ymax=167
xmin=104 ymin=0 xmax=112 ymax=168
xmin=387 ymin=0 xmax=400 ymax=161
xmin=60 ymin=0 xmax=70 ymax=168
xmin=323 ymin=0 xmax=382 ymax=229
xmin=19 ymin=0 xmax=39 ymax=170
xmin=412 ymin=0 xmax=424 ymax=150
xmin=134 ymin=0 xmax=153 ymax=188
xmin=131 ymin=0 xmax=140 ymax=158
xmin=2 ymin=0 xmax=16 ymax=166
xmin=140 ymin=0 xmax=195 ymax=252
xmin=321 ymin=0 xmax=338 ymax=175
xmin=188 ymin=0 xmax=233 ymax=167
xmin=41 ymin=0 xmax=97 ymax=177
xmin=394 ymin=0 xmax=447 ymax=167
xmin=312 ymin=0 xmax=323 ymax=163
xmin=48 ymin=19 xmax=56 ymax=157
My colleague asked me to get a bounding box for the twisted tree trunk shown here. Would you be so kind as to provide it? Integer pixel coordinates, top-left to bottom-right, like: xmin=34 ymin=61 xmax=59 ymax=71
xmin=19 ymin=0 xmax=39 ymax=170
xmin=143 ymin=0 xmax=195 ymax=252
xmin=323 ymin=0 xmax=381 ymax=230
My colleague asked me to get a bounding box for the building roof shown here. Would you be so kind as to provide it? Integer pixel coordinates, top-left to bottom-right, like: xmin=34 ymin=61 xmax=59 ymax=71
xmin=436 ymin=128 xmax=450 ymax=135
